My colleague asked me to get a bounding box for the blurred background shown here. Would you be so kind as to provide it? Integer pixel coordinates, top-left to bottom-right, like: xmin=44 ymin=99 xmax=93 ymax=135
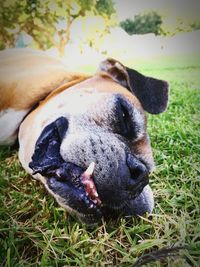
xmin=0 ymin=0 xmax=200 ymax=71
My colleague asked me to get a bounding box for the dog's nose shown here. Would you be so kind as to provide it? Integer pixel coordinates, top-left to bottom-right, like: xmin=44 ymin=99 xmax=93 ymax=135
xmin=126 ymin=153 xmax=148 ymax=181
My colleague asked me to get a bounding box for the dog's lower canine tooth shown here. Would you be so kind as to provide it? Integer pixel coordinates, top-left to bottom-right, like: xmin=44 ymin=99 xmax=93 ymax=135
xmin=94 ymin=191 xmax=98 ymax=197
xmin=84 ymin=162 xmax=95 ymax=176
xmin=80 ymin=162 xmax=102 ymax=206
xmin=89 ymin=183 xmax=94 ymax=189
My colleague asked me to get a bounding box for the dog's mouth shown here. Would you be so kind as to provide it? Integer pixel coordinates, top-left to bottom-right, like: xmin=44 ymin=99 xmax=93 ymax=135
xmin=30 ymin=157 xmax=148 ymax=214
xmin=30 ymin=159 xmax=152 ymax=223
xmin=31 ymin=160 xmax=103 ymax=212
xmin=54 ymin=162 xmax=102 ymax=209
xmin=28 ymin=117 xmax=153 ymax=224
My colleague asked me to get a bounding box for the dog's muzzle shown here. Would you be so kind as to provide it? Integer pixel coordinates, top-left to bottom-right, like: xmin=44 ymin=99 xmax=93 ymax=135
xmin=29 ymin=117 xmax=151 ymax=224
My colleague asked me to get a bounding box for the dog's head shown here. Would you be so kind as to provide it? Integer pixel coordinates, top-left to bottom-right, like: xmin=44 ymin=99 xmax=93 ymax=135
xmin=28 ymin=59 xmax=169 ymax=224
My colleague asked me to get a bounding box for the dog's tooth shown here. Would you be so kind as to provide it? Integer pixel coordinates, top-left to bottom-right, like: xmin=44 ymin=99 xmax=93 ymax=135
xmin=55 ymin=169 xmax=61 ymax=177
xmin=96 ymin=198 xmax=102 ymax=205
xmin=94 ymin=191 xmax=99 ymax=197
xmin=84 ymin=162 xmax=95 ymax=177
xmin=89 ymin=182 xmax=94 ymax=189
xmin=89 ymin=189 xmax=98 ymax=198
xmin=80 ymin=162 xmax=103 ymax=206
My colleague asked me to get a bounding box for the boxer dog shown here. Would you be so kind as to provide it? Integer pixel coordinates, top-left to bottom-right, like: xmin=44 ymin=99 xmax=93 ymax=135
xmin=0 ymin=49 xmax=169 ymax=224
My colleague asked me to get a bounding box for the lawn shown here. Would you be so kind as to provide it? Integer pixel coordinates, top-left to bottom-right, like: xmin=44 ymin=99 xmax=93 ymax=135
xmin=0 ymin=57 xmax=199 ymax=266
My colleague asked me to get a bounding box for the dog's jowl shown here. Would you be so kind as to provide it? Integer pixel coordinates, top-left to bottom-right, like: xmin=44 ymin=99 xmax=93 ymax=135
xmin=0 ymin=49 xmax=169 ymax=224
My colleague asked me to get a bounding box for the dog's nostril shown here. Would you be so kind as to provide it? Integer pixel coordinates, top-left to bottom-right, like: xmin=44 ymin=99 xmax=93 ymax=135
xmin=130 ymin=164 xmax=147 ymax=179
xmin=126 ymin=153 xmax=148 ymax=180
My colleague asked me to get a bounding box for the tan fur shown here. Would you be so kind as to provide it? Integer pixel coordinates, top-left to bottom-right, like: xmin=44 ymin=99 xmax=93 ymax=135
xmin=132 ymin=137 xmax=154 ymax=167
xmin=0 ymin=49 xmax=87 ymax=111
xmin=0 ymin=49 xmax=141 ymax=112
xmin=41 ymin=76 xmax=90 ymax=104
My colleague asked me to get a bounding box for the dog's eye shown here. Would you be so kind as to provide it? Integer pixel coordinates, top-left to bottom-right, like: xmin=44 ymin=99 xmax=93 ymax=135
xmin=120 ymin=105 xmax=131 ymax=135
xmin=117 ymin=99 xmax=136 ymax=139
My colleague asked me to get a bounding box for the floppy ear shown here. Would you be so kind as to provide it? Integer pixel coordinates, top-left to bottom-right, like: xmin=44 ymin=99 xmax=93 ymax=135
xmin=99 ymin=58 xmax=169 ymax=114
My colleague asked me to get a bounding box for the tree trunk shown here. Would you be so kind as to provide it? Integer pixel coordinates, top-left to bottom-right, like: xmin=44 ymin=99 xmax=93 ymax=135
xmin=59 ymin=38 xmax=66 ymax=57
xmin=58 ymin=16 xmax=72 ymax=57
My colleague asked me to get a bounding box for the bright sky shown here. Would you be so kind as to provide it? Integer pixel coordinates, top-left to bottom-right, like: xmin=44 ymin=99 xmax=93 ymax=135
xmin=114 ymin=0 xmax=200 ymax=23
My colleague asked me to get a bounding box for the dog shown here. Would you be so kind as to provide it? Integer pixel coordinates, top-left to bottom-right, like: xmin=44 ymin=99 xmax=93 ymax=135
xmin=0 ymin=49 xmax=169 ymax=224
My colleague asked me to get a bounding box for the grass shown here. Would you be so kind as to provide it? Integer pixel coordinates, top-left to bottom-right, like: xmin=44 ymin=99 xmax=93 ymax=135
xmin=0 ymin=57 xmax=199 ymax=266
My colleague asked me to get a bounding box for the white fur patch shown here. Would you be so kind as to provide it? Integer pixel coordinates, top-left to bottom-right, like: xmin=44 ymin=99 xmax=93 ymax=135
xmin=0 ymin=108 xmax=29 ymax=145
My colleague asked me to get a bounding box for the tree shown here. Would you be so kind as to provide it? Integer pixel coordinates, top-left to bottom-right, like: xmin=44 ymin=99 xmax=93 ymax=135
xmin=0 ymin=0 xmax=115 ymax=56
xmin=120 ymin=11 xmax=163 ymax=36
xmin=190 ymin=21 xmax=200 ymax=31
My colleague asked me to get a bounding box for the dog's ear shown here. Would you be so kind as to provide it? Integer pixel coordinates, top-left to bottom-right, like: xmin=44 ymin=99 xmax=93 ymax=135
xmin=99 ymin=58 xmax=169 ymax=114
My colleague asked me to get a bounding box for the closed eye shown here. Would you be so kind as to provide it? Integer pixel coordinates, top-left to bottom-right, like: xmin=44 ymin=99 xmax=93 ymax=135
xmin=116 ymin=97 xmax=136 ymax=139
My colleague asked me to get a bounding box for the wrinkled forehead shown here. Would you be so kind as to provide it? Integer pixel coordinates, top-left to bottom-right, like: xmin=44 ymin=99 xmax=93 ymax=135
xmin=39 ymin=75 xmax=143 ymax=117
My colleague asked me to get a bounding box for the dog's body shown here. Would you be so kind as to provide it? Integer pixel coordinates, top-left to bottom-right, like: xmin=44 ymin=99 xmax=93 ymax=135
xmin=0 ymin=49 xmax=169 ymax=224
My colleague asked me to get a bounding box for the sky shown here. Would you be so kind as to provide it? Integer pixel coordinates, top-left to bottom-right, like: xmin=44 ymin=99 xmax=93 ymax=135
xmin=114 ymin=0 xmax=200 ymax=23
